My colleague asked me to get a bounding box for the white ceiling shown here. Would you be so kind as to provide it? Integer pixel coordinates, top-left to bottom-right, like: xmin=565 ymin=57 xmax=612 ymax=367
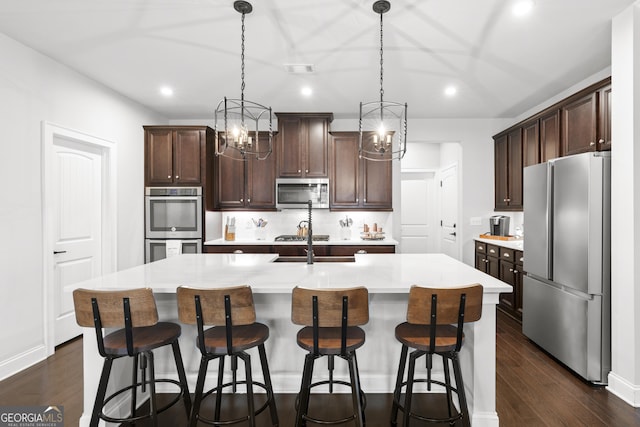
xmin=0 ymin=0 xmax=635 ymax=120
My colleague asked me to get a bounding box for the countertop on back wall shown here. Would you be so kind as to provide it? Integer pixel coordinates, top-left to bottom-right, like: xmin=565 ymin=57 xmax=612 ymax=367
xmin=475 ymin=236 xmax=523 ymax=251
xmin=204 ymin=237 xmax=399 ymax=246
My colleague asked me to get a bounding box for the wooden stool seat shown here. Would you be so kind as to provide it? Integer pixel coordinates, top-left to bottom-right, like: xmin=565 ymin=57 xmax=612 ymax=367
xmin=296 ymin=326 xmax=365 ymax=354
xmin=103 ymin=322 xmax=182 ymax=355
xmin=199 ymin=323 xmax=269 ymax=354
xmin=73 ymin=287 xmax=191 ymax=427
xmin=394 ymin=323 xmax=462 ymax=353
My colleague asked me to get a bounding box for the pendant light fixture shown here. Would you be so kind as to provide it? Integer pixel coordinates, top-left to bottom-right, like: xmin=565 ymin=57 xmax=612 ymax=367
xmin=359 ymin=0 xmax=407 ymax=161
xmin=215 ymin=1 xmax=272 ymax=160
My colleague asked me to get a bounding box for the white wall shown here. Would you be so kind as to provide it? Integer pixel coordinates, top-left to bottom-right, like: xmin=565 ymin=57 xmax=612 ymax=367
xmin=608 ymin=1 xmax=640 ymax=406
xmin=0 ymin=32 xmax=165 ymax=379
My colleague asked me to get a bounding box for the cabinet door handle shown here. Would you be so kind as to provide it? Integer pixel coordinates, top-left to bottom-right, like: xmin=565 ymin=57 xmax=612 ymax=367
xmin=298 ymin=169 xmax=301 ymax=173
xmin=240 ymin=198 xmax=243 ymax=202
xmin=305 ymin=169 xmax=309 ymax=173
xmin=509 ymin=268 xmax=514 ymax=272
xmin=364 ymin=198 xmax=367 ymax=203
xmin=356 ymin=198 xmax=359 ymax=203
xmin=514 ymin=269 xmax=519 ymax=274
xmin=247 ymin=198 xmax=251 ymax=203
xmin=590 ymin=141 xmax=596 ymax=146
xmin=167 ymin=175 xmax=172 ymax=179
xmin=598 ymin=138 xmax=605 ymax=144
xmin=175 ymin=175 xmax=179 ymax=179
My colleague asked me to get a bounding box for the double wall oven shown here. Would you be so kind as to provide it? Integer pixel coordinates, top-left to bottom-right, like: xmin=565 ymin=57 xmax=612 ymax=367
xmin=145 ymin=187 xmax=202 ymax=263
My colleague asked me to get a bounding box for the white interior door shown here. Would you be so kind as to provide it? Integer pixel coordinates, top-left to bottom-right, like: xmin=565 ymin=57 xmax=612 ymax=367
xmin=52 ymin=138 xmax=103 ymax=345
xmin=439 ymin=164 xmax=460 ymax=259
xmin=400 ymin=172 xmax=436 ymax=253
xmin=43 ymin=122 xmax=116 ymax=353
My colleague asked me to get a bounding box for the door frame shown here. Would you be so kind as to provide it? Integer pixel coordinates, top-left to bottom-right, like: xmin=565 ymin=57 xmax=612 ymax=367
xmin=42 ymin=121 xmax=117 ymax=355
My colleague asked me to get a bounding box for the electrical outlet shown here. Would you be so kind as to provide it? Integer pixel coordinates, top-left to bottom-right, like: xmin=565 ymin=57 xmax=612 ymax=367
xmin=470 ymin=217 xmax=482 ymax=226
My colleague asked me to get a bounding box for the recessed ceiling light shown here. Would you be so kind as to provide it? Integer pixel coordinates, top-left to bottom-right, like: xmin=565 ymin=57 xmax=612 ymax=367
xmin=284 ymin=64 xmax=315 ymax=74
xmin=512 ymin=0 xmax=534 ymax=17
xmin=301 ymin=86 xmax=313 ymax=97
xmin=444 ymin=86 xmax=458 ymax=97
xmin=160 ymin=86 xmax=174 ymax=97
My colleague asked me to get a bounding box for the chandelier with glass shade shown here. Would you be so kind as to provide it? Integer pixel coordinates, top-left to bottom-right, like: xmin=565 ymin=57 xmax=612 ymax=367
xmin=215 ymin=1 xmax=273 ymax=161
xmin=359 ymin=0 xmax=407 ymax=162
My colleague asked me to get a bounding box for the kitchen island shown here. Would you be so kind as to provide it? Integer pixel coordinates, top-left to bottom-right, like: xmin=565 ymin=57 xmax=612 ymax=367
xmin=71 ymin=253 xmax=510 ymax=427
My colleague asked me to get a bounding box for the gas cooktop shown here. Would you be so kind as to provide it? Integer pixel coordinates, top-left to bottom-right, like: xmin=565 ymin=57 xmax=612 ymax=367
xmin=274 ymin=234 xmax=330 ymax=242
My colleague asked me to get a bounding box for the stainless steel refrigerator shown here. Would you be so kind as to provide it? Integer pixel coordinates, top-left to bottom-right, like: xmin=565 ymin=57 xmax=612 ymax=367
xmin=522 ymin=151 xmax=611 ymax=384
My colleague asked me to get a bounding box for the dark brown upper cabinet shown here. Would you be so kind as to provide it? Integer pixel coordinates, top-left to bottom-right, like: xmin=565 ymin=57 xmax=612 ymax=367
xmin=540 ymin=109 xmax=561 ymax=162
xmin=329 ymin=132 xmax=392 ymax=211
xmin=144 ymin=126 xmax=209 ymax=187
xmin=276 ymin=113 xmax=333 ymax=178
xmin=522 ymin=119 xmax=540 ymax=167
xmin=213 ymin=132 xmax=276 ymax=211
xmin=561 ymin=79 xmax=612 ymax=155
xmin=494 ymin=128 xmax=523 ymax=211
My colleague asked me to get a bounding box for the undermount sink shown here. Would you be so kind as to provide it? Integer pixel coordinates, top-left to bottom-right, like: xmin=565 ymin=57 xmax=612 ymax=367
xmin=272 ymin=256 xmax=355 ymax=263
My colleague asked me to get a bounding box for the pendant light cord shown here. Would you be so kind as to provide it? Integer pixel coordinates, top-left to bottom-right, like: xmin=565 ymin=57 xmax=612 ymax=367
xmin=379 ymin=11 xmax=384 ymax=106
xmin=240 ymin=11 xmax=246 ymax=118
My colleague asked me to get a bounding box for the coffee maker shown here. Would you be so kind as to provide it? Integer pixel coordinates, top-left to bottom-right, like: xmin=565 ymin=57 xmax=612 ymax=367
xmin=490 ymin=215 xmax=510 ymax=236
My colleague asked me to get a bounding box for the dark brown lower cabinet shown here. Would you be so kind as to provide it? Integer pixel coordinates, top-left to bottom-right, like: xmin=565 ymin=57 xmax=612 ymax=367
xmin=474 ymin=240 xmax=523 ymax=322
xmin=203 ymin=244 xmax=395 ymax=256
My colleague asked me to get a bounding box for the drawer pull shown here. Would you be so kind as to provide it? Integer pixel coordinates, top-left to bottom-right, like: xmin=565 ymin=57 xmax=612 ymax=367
xmin=489 ymin=249 xmax=496 ymax=254
xmin=504 ymin=253 xmax=510 ymax=258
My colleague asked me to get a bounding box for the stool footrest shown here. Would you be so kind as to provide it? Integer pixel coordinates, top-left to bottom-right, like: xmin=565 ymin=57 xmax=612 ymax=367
xmin=196 ymin=380 xmax=274 ymax=426
xmin=100 ymin=378 xmax=186 ymax=424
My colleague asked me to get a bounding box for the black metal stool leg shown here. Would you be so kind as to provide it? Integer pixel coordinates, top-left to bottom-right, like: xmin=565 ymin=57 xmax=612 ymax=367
xmin=130 ymin=353 xmax=139 ymax=421
xmin=146 ymin=351 xmax=158 ymax=426
xmin=353 ymin=351 xmax=366 ymax=425
xmin=347 ymin=352 xmax=365 ymax=427
xmin=240 ymin=352 xmax=256 ymax=427
xmin=452 ymin=352 xmax=471 ymax=427
xmin=189 ymin=355 xmax=210 ymax=427
xmin=390 ymin=345 xmax=408 ymax=426
xmin=214 ymin=355 xmax=225 ymax=422
xmin=258 ymin=344 xmax=279 ymax=426
xmin=296 ymin=353 xmax=315 ymax=427
xmin=91 ymin=357 xmax=114 ymax=427
xmin=171 ymin=340 xmax=192 ymax=416
xmin=402 ymin=351 xmax=419 ymax=427
xmin=442 ymin=354 xmax=454 ymax=420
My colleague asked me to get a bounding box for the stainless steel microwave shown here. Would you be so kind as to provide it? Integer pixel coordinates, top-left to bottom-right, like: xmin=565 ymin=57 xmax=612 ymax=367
xmin=276 ymin=178 xmax=329 ymax=209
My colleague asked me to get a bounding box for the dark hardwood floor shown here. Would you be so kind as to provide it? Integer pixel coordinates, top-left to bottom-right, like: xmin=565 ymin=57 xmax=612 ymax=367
xmin=1 ymin=311 xmax=639 ymax=426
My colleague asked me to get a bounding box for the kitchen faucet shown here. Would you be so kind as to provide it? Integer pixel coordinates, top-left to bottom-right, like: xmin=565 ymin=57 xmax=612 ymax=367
xmin=306 ymin=200 xmax=314 ymax=264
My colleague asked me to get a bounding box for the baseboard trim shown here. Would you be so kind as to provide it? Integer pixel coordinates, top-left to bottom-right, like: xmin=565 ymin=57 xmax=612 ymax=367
xmin=0 ymin=344 xmax=47 ymax=381
xmin=607 ymin=371 xmax=640 ymax=407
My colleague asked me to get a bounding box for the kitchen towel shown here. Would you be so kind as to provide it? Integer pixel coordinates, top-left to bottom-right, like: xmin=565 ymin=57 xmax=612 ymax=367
xmin=165 ymin=240 xmax=182 ymax=257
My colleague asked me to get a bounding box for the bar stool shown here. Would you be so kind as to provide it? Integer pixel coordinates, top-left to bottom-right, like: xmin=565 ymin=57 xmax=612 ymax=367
xmin=390 ymin=284 xmax=483 ymax=427
xmin=72 ymin=287 xmax=191 ymax=427
xmin=291 ymin=286 xmax=369 ymax=427
xmin=176 ymin=285 xmax=279 ymax=427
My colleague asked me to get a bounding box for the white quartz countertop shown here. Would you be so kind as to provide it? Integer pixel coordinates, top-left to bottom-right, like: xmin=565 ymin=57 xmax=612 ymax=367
xmin=67 ymin=253 xmax=511 ymax=295
xmin=475 ymin=236 xmax=524 ymax=251
xmin=204 ymin=237 xmax=399 ymax=246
